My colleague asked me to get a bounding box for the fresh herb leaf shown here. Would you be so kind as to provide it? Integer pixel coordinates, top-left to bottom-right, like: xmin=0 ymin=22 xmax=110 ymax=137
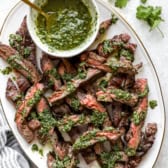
xmin=31 ymin=144 xmax=38 ymax=151
xmin=149 ymin=100 xmax=157 ymax=109
xmin=111 ymin=14 xmax=118 ymax=24
xmin=0 ymin=66 xmax=12 ymax=75
xmin=31 ymin=144 xmax=43 ymax=156
xmin=39 ymin=148 xmax=44 ymax=156
xmin=103 ymin=40 xmax=113 ymax=54
xmin=136 ymin=5 xmax=164 ymax=36
xmin=23 ymin=47 xmax=31 ymax=57
xmin=115 ymin=0 xmax=128 ymax=8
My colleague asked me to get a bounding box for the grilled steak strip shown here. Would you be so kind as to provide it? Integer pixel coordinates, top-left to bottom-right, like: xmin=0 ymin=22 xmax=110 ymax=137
xmin=77 ymin=92 xmax=112 ymax=127
xmin=96 ymin=87 xmax=138 ymax=107
xmin=126 ymin=79 xmax=148 ymax=154
xmin=17 ymin=122 xmax=34 ymax=143
xmin=15 ymin=71 xmax=30 ymax=92
xmin=97 ymin=18 xmax=113 ymax=39
xmin=6 ymin=78 xmax=21 ymax=103
xmin=97 ymin=33 xmax=136 ymax=60
xmin=48 ymin=68 xmax=101 ymax=106
xmin=15 ymin=83 xmax=44 ymax=125
xmin=77 ymin=92 xmax=106 ymax=113
xmin=47 ymin=153 xmax=55 ymax=168
xmin=36 ymin=97 xmax=50 ymax=113
xmin=73 ymin=127 xmax=122 ymax=151
xmin=9 ymin=16 xmax=37 ymax=66
xmin=57 ymin=114 xmax=90 ymax=132
xmin=0 ymin=44 xmax=41 ymax=83
xmin=41 ymin=54 xmax=61 ymax=90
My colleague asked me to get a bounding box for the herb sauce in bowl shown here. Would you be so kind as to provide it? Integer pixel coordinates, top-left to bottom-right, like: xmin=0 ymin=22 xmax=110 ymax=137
xmin=36 ymin=0 xmax=92 ymax=51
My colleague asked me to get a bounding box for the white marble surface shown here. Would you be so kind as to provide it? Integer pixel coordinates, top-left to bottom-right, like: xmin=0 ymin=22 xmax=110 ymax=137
xmin=0 ymin=0 xmax=167 ymax=167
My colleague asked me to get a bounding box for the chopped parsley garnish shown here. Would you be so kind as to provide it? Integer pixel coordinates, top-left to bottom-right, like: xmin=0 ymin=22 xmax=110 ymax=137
xmin=21 ymin=109 xmax=26 ymax=117
xmin=39 ymin=148 xmax=44 ymax=156
xmin=48 ymin=78 xmax=54 ymax=88
xmin=111 ymin=89 xmax=132 ymax=100
xmin=31 ymin=144 xmax=38 ymax=151
xmin=62 ymin=73 xmax=74 ymax=81
xmin=7 ymin=54 xmax=23 ymax=70
xmin=120 ymin=49 xmax=134 ymax=62
xmin=47 ymin=68 xmax=60 ymax=79
xmin=66 ymin=82 xmax=76 ymax=92
xmin=77 ymin=62 xmax=87 ymax=79
xmin=38 ymin=109 xmax=57 ymax=136
xmin=111 ymin=14 xmax=118 ymax=24
xmin=125 ymin=147 xmax=136 ymax=156
xmin=103 ymin=40 xmax=113 ymax=54
xmin=100 ymin=152 xmax=122 ymax=168
xmin=132 ymin=111 xmax=146 ymax=125
xmin=9 ymin=34 xmax=22 ymax=47
xmin=0 ymin=66 xmax=12 ymax=75
xmin=70 ymin=98 xmax=80 ymax=111
xmin=57 ymin=114 xmax=85 ymax=132
xmin=91 ymin=111 xmax=107 ymax=127
xmin=23 ymin=47 xmax=31 ymax=57
xmin=77 ymin=69 xmax=87 ymax=79
xmin=138 ymin=86 xmax=149 ymax=98
xmin=27 ymin=90 xmax=42 ymax=106
xmin=136 ymin=5 xmax=164 ymax=36
xmin=31 ymin=144 xmax=43 ymax=156
xmin=149 ymin=100 xmax=157 ymax=109
xmin=52 ymin=155 xmax=72 ymax=168
xmin=99 ymin=79 xmax=108 ymax=91
xmin=29 ymin=111 xmax=38 ymax=120
xmin=73 ymin=129 xmax=106 ymax=150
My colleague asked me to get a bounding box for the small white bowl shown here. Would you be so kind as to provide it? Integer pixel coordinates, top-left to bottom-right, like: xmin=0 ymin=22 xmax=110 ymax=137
xmin=27 ymin=0 xmax=100 ymax=58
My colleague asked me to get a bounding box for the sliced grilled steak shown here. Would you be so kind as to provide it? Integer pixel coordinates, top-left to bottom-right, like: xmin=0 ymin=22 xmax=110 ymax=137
xmin=15 ymin=71 xmax=30 ymax=92
xmin=6 ymin=78 xmax=21 ymax=103
xmin=13 ymin=16 xmax=37 ymax=66
xmin=36 ymin=97 xmax=50 ymax=113
xmin=15 ymin=83 xmax=44 ymax=125
xmin=0 ymin=44 xmax=41 ymax=83
xmin=48 ymin=68 xmax=101 ymax=106
xmin=17 ymin=122 xmax=34 ymax=143
xmin=47 ymin=153 xmax=55 ymax=168
xmin=41 ymin=54 xmax=61 ymax=90
xmin=73 ymin=127 xmax=122 ymax=151
xmin=96 ymin=87 xmax=138 ymax=107
xmin=28 ymin=119 xmax=41 ymax=131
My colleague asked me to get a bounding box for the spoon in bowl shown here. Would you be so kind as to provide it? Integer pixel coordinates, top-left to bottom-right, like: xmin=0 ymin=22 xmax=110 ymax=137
xmin=21 ymin=0 xmax=53 ymax=31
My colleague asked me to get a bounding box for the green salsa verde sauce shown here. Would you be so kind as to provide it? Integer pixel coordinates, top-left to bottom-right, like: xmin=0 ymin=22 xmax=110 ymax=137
xmin=36 ymin=0 xmax=92 ymax=51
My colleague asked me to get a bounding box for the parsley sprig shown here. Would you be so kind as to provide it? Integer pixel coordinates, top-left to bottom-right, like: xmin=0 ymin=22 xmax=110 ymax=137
xmin=136 ymin=5 xmax=164 ymax=36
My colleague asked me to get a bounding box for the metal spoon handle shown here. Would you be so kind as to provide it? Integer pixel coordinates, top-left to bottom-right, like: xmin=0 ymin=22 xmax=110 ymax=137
xmin=21 ymin=0 xmax=49 ymax=19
